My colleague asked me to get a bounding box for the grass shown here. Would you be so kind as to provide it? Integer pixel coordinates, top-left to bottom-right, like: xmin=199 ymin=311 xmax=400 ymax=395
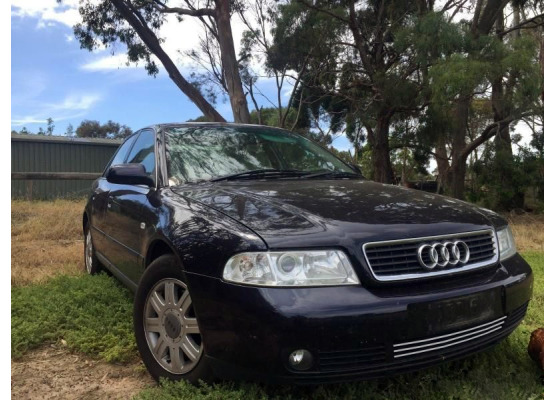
xmin=506 ymin=213 xmax=544 ymax=253
xmin=10 ymin=200 xmax=544 ymax=398
xmin=11 ymin=273 xmax=137 ymax=363
xmin=11 ymin=199 xmax=85 ymax=286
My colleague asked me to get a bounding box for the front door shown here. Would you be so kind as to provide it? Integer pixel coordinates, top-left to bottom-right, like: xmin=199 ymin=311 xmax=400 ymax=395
xmin=91 ymin=134 xmax=138 ymax=260
xmin=104 ymin=129 xmax=157 ymax=285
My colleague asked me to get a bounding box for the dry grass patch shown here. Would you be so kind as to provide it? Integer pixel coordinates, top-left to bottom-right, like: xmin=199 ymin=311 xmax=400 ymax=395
xmin=507 ymin=213 xmax=544 ymax=252
xmin=12 ymin=199 xmax=86 ymax=286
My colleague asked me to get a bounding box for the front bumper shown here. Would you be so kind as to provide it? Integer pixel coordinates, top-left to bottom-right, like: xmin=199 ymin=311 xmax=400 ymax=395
xmin=186 ymin=253 xmax=533 ymax=384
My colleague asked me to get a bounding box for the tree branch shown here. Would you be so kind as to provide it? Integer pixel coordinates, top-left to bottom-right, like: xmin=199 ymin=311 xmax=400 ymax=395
xmin=151 ymin=4 xmax=215 ymax=17
xmin=497 ymin=13 xmax=543 ymax=37
xmin=462 ymin=112 xmax=533 ymax=159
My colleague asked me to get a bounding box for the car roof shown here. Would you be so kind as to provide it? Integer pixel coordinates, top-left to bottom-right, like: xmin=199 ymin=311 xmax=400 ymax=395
xmin=149 ymin=122 xmax=289 ymax=132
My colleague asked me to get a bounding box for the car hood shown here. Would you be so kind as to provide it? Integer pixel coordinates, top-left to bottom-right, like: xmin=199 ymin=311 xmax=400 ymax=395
xmin=171 ymin=179 xmax=505 ymax=248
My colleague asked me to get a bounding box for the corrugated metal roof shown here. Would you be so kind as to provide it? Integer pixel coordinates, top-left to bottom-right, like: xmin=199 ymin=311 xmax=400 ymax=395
xmin=11 ymin=133 xmax=123 ymax=146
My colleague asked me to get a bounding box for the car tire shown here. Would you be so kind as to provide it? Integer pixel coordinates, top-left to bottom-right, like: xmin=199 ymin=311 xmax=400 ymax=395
xmin=133 ymin=254 xmax=214 ymax=384
xmin=84 ymin=223 xmax=102 ymax=275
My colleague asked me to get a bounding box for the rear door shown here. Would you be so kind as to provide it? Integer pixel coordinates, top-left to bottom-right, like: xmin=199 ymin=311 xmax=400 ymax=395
xmin=104 ymin=129 xmax=157 ymax=285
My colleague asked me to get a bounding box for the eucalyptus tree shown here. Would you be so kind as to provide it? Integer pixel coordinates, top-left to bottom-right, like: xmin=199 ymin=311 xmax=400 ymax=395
xmin=426 ymin=0 xmax=543 ymax=200
xmin=72 ymin=0 xmax=250 ymax=123
xmin=488 ymin=0 xmax=543 ymax=208
xmin=270 ymin=0 xmax=430 ymax=183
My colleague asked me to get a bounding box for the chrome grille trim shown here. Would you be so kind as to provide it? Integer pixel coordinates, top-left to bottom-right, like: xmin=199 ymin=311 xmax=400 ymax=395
xmin=393 ymin=316 xmax=506 ymax=358
xmin=362 ymin=229 xmax=499 ymax=282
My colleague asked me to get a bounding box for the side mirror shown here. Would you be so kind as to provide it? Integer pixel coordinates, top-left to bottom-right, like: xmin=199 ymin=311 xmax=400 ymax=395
xmin=349 ymin=163 xmax=363 ymax=175
xmin=106 ymin=164 xmax=155 ymax=187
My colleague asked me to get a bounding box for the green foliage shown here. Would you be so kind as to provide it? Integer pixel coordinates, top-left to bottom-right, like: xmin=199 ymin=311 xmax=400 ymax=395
xmin=470 ymin=131 xmax=544 ymax=211
xmin=73 ymin=0 xmax=162 ymax=76
xmin=46 ymin=117 xmax=55 ymax=135
xmin=135 ymin=252 xmax=544 ymax=400
xmin=12 ymin=273 xmax=137 ymax=363
xmin=65 ymin=123 xmax=75 ymax=136
xmin=394 ymin=12 xmax=465 ymax=65
xmin=76 ymin=119 xmax=133 ymax=139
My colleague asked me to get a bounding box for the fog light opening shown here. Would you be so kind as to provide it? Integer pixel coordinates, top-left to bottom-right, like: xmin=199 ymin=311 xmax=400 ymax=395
xmin=288 ymin=349 xmax=313 ymax=371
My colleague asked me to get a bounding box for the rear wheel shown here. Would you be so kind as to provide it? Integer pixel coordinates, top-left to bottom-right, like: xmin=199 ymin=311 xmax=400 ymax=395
xmin=84 ymin=223 xmax=102 ymax=275
xmin=134 ymin=255 xmax=214 ymax=383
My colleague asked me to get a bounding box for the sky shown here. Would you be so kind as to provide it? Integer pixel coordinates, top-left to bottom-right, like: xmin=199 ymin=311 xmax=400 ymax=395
xmin=10 ymin=0 xmax=355 ymax=151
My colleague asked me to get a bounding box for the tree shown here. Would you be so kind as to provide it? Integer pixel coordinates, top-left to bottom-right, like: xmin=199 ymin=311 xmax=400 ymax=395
xmin=75 ymin=120 xmax=134 ymax=139
xmin=75 ymin=120 xmax=103 ymax=138
xmin=426 ymin=0 xmax=543 ymax=199
xmin=65 ymin=123 xmax=75 ymax=136
xmin=46 ymin=118 xmax=55 ymax=135
xmin=72 ymin=0 xmax=250 ymax=122
xmin=237 ymin=0 xmax=310 ymax=129
xmin=271 ymin=0 xmax=427 ymax=183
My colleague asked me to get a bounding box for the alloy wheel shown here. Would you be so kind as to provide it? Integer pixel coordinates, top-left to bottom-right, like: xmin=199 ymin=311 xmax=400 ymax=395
xmin=85 ymin=231 xmax=93 ymax=274
xmin=143 ymin=278 xmax=202 ymax=374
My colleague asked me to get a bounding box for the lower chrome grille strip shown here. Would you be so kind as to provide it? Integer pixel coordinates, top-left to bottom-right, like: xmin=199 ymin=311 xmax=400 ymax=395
xmin=393 ymin=316 xmax=507 ymax=358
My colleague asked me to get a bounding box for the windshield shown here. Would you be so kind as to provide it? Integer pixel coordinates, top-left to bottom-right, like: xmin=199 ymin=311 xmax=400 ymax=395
xmin=164 ymin=125 xmax=356 ymax=184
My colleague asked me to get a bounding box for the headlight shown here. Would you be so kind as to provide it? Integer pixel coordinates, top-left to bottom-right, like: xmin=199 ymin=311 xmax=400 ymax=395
xmin=496 ymin=226 xmax=517 ymax=261
xmin=222 ymin=250 xmax=360 ymax=287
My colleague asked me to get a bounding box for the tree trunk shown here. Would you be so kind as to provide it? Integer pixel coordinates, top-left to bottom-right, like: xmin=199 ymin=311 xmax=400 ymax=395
xmin=490 ymin=8 xmax=523 ymax=210
xmin=435 ymin=142 xmax=450 ymax=194
xmin=368 ymin=113 xmax=394 ymax=184
xmin=215 ymin=0 xmax=251 ymax=123
xmin=446 ymin=97 xmax=470 ymax=199
xmin=447 ymin=156 xmax=467 ymax=199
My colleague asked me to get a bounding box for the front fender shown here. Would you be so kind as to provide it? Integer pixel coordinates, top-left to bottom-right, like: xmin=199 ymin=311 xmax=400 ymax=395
xmin=158 ymin=189 xmax=267 ymax=278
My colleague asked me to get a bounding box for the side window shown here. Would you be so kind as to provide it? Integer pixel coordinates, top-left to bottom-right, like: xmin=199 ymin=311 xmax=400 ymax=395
xmin=126 ymin=130 xmax=156 ymax=177
xmin=104 ymin=135 xmax=137 ymax=176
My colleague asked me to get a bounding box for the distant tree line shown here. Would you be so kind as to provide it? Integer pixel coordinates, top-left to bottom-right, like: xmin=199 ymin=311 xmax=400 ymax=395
xmin=12 ymin=119 xmax=133 ymax=139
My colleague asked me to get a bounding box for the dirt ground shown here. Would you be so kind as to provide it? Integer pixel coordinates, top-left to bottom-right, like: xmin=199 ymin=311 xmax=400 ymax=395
xmin=11 ymin=346 xmax=154 ymax=400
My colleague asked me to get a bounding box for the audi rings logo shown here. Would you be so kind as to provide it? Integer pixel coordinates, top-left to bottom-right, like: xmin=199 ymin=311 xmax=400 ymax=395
xmin=417 ymin=241 xmax=470 ymax=270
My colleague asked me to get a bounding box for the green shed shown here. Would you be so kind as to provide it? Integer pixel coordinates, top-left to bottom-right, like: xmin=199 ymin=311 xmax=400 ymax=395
xmin=11 ymin=133 xmax=122 ymax=199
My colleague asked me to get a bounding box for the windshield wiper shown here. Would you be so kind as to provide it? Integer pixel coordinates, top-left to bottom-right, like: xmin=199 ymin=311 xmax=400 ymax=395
xmin=210 ymin=169 xmax=309 ymax=182
xmin=301 ymin=170 xmax=363 ymax=180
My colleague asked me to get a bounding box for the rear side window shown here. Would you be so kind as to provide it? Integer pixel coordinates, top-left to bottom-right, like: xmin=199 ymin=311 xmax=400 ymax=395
xmin=126 ymin=130 xmax=156 ymax=177
xmin=104 ymin=135 xmax=137 ymax=175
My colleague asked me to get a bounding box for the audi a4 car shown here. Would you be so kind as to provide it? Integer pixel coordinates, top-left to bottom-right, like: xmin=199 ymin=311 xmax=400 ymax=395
xmin=83 ymin=123 xmax=532 ymax=384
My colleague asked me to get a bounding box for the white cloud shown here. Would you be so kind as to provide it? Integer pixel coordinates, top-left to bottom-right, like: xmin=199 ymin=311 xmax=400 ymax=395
xmin=11 ymin=93 xmax=102 ymax=126
xmin=56 ymin=94 xmax=102 ymax=110
xmin=11 ymin=0 xmax=81 ymax=28
xmin=81 ymin=53 xmax=138 ymax=71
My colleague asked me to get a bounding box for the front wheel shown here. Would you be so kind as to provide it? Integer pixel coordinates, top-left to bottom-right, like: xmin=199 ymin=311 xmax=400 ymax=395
xmin=84 ymin=224 xmax=102 ymax=275
xmin=133 ymin=255 xmax=214 ymax=384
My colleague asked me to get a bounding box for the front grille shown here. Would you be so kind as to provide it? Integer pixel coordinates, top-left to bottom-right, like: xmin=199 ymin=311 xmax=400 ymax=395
xmin=363 ymin=229 xmax=498 ymax=282
xmin=318 ymin=345 xmax=387 ymax=372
